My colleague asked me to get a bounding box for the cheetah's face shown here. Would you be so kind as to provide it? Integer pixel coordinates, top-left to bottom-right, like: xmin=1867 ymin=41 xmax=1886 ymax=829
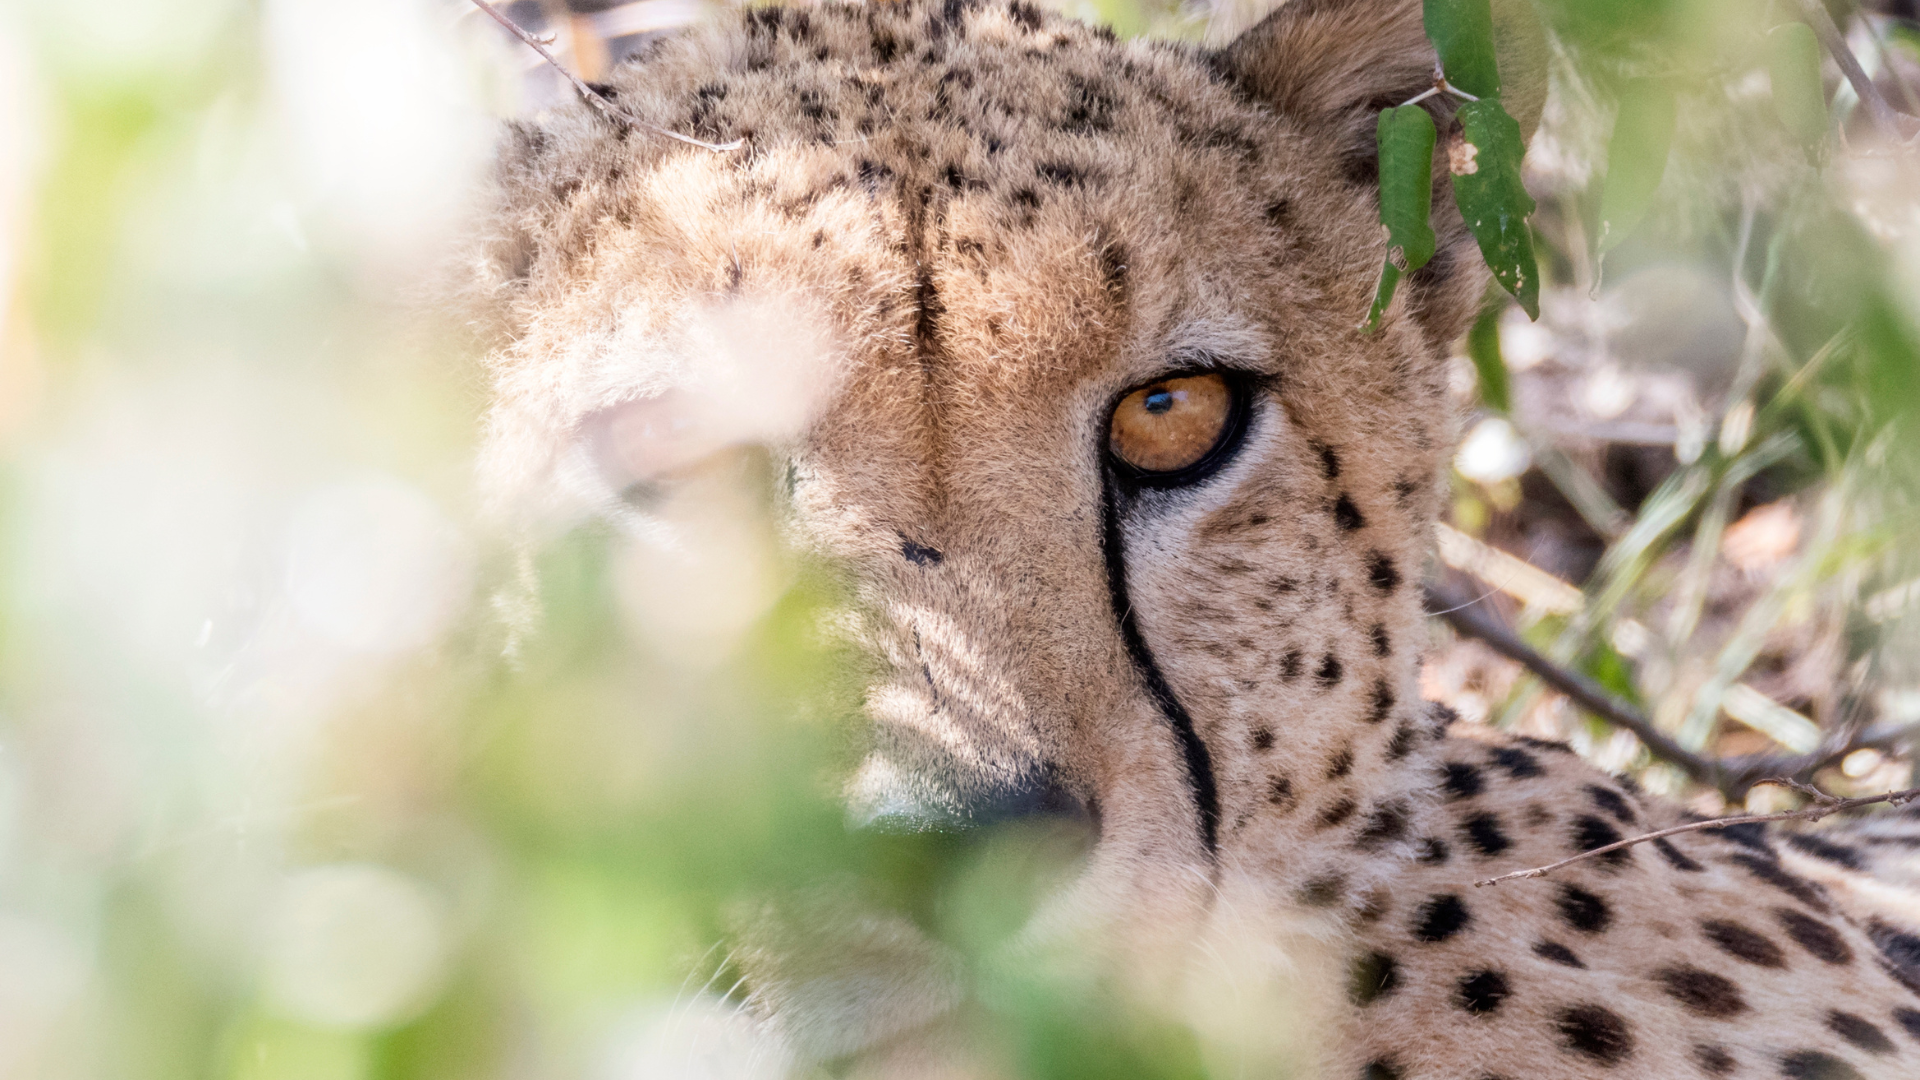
xmin=477 ymin=0 xmax=1543 ymax=930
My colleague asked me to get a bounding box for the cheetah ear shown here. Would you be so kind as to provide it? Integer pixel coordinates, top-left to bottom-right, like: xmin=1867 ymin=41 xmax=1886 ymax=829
xmin=1219 ymin=0 xmax=1547 ymax=172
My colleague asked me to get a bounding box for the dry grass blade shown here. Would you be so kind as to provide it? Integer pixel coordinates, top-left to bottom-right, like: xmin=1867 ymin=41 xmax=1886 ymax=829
xmin=1475 ymin=781 xmax=1920 ymax=887
xmin=469 ymin=0 xmax=743 ymax=152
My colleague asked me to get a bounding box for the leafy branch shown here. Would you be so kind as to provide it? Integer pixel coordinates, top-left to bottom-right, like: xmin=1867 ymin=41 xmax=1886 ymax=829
xmin=1473 ymin=779 xmax=1920 ymax=887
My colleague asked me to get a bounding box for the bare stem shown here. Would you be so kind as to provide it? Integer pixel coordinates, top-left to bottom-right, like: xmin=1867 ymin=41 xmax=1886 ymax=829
xmin=1426 ymin=583 xmax=1919 ymax=800
xmin=469 ymin=0 xmax=742 ymax=153
xmin=1475 ymin=781 xmax=1920 ymax=886
xmin=1793 ymin=0 xmax=1910 ymax=143
xmin=1428 ymin=584 xmax=1729 ymax=787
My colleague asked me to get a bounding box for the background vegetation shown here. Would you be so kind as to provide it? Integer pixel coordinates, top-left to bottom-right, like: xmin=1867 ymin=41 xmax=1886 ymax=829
xmin=0 ymin=0 xmax=1916 ymax=1078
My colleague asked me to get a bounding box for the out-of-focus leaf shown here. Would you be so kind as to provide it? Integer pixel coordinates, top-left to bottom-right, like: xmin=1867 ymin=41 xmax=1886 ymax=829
xmin=1595 ymin=78 xmax=1676 ymax=255
xmin=1450 ymin=97 xmax=1539 ymax=319
xmin=1364 ymin=105 xmax=1438 ymax=332
xmin=1465 ymin=304 xmax=1510 ymax=411
xmin=1425 ymin=0 xmax=1501 ymax=98
xmin=1767 ymin=22 xmax=1828 ymax=151
xmin=1583 ymin=638 xmax=1641 ymax=706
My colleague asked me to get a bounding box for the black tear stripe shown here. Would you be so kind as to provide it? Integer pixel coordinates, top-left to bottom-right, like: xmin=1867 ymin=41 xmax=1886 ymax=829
xmin=1102 ymin=475 xmax=1221 ymax=856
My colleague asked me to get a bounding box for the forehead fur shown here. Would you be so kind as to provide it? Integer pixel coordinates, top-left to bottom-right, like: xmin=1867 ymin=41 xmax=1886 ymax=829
xmin=469 ymin=0 xmax=1451 ymax=519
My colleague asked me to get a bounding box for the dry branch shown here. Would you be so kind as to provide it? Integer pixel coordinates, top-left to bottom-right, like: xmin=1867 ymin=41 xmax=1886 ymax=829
xmin=1793 ymin=0 xmax=1918 ymax=143
xmin=1474 ymin=779 xmax=1920 ymax=886
xmin=469 ymin=0 xmax=742 ymax=152
xmin=1426 ymin=583 xmax=1919 ymax=800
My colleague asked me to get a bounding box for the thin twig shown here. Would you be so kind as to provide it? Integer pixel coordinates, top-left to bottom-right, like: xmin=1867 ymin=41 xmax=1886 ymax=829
xmin=1793 ymin=0 xmax=1913 ymax=143
xmin=1475 ymin=780 xmax=1920 ymax=886
xmin=1426 ymin=583 xmax=1920 ymax=800
xmin=1428 ymin=583 xmax=1730 ymax=787
xmin=469 ymin=0 xmax=742 ymax=153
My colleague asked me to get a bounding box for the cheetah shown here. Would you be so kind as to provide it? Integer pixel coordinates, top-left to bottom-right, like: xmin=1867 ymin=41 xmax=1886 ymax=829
xmin=468 ymin=0 xmax=1920 ymax=1075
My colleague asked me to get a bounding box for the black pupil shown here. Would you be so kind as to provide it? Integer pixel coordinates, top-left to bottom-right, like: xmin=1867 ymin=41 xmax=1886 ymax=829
xmin=1144 ymin=389 xmax=1176 ymax=415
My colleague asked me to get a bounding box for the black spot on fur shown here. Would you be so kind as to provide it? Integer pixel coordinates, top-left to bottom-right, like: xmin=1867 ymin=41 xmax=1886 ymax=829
xmin=1656 ymin=965 xmax=1748 ymax=1018
xmin=1516 ymin=735 xmax=1577 ymax=755
xmin=1333 ymin=494 xmax=1365 ymax=530
xmin=1007 ymin=0 xmax=1044 ymax=31
xmin=1730 ymin=853 xmax=1830 ymax=912
xmin=1417 ymin=836 xmax=1450 ymax=864
xmin=1489 ymin=746 xmax=1544 ymax=779
xmin=1280 ymin=649 xmax=1304 ymax=681
xmin=1385 ymin=722 xmax=1418 ymax=760
xmin=1098 ymin=239 xmax=1128 ymax=295
xmin=1252 ymin=727 xmax=1274 ymax=751
xmin=1061 ymin=73 xmax=1117 ymax=134
xmin=857 ymin=159 xmax=896 ymax=190
xmin=1312 ymin=440 xmax=1340 ymax=478
xmin=1533 ymin=940 xmax=1584 ymax=968
xmin=1036 ymin=161 xmax=1087 ymax=186
xmin=1362 ymin=1062 xmax=1402 ymax=1080
xmin=1010 ymin=187 xmax=1041 ymax=210
xmin=1585 ymin=784 xmax=1638 ymax=825
xmin=1318 ymin=797 xmax=1357 ymax=828
xmin=1554 ymin=1004 xmax=1634 ymax=1065
xmin=1357 ymin=801 xmax=1409 ymax=849
xmin=1348 ymin=951 xmax=1398 ymax=1005
xmin=899 ymin=536 xmax=945 ymax=566
xmin=1369 ymin=623 xmax=1391 ymax=656
xmin=1653 ymin=837 xmax=1705 ymax=872
xmin=937 ymin=0 xmax=975 ymax=28
xmin=1893 ymin=1007 xmax=1920 ymax=1042
xmin=1701 ymin=920 xmax=1786 ymax=968
xmin=1326 ymin=747 xmax=1354 ymax=779
xmin=1264 ymin=198 xmax=1292 ymax=228
xmin=1556 ymin=884 xmax=1612 ymax=933
xmin=1299 ymin=873 xmax=1346 ymax=907
xmin=1427 ymin=702 xmax=1462 ymax=737
xmin=1692 ymin=1044 xmax=1736 ymax=1076
xmin=1785 ymin=832 xmax=1867 ymax=870
xmin=1780 ymin=1050 xmax=1864 ymax=1080
xmin=1868 ymin=918 xmax=1920 ymax=992
xmin=1317 ymin=653 xmax=1343 ymax=686
xmin=1570 ymin=814 xmax=1633 ymax=869
xmin=1367 ymin=552 xmax=1400 ymax=592
xmin=1456 ymin=970 xmax=1509 ymax=1015
xmin=1462 ymin=812 xmax=1512 ymax=857
xmin=1412 ymin=894 xmax=1470 ymax=942
xmin=1442 ymin=761 xmax=1485 ymax=800
xmin=1367 ymin=679 xmax=1395 ymax=723
xmin=1709 ymin=821 xmax=1774 ymax=854
xmin=1776 ymin=908 xmax=1852 ymax=964
xmin=1827 ymin=1011 xmax=1894 ymax=1054
xmin=1267 ymin=775 xmax=1295 ymax=810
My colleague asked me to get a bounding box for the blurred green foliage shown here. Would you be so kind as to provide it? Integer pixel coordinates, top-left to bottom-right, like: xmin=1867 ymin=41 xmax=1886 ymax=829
xmin=0 ymin=1 xmax=1917 ymax=1079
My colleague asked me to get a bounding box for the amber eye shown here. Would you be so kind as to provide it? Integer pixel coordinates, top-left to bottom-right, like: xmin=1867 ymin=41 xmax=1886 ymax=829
xmin=1109 ymin=373 xmax=1235 ymax=475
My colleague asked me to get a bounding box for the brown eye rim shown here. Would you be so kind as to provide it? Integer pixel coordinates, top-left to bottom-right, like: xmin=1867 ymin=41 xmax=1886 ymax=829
xmin=1105 ymin=367 xmax=1256 ymax=491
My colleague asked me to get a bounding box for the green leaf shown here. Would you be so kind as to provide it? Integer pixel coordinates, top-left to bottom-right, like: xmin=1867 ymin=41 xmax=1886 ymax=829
xmin=1595 ymin=78 xmax=1676 ymax=255
xmin=1363 ymin=105 xmax=1438 ymax=332
xmin=1465 ymin=303 xmax=1510 ymax=412
xmin=1451 ymin=97 xmax=1539 ymax=319
xmin=1424 ymin=0 xmax=1502 ymax=99
xmin=1767 ymin=22 xmax=1828 ymax=151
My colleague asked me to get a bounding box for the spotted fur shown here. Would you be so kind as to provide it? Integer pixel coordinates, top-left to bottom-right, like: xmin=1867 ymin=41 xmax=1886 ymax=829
xmin=469 ymin=0 xmax=1920 ymax=1076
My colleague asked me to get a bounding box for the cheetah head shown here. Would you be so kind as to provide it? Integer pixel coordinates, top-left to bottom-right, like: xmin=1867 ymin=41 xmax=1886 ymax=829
xmin=475 ymin=0 xmax=1544 ymax=976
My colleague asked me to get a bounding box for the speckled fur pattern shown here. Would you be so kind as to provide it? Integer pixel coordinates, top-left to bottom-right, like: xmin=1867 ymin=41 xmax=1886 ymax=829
xmin=468 ymin=1 xmax=1920 ymax=1076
